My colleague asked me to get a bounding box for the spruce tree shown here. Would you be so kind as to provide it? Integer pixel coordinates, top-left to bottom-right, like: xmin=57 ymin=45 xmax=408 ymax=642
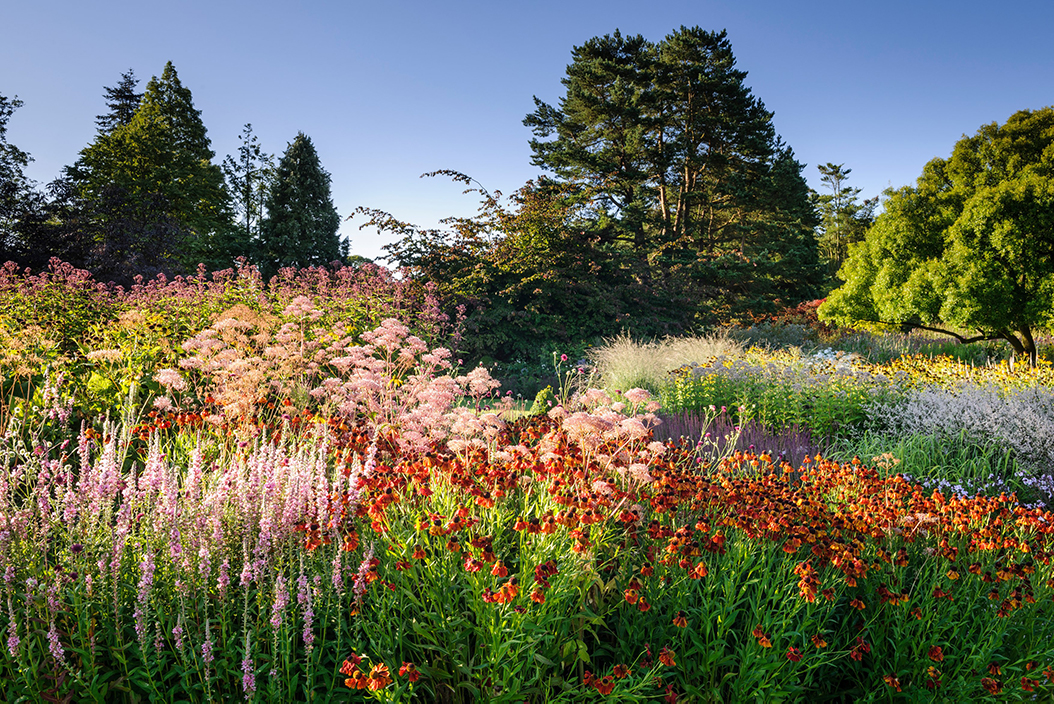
xmin=257 ymin=132 xmax=342 ymax=278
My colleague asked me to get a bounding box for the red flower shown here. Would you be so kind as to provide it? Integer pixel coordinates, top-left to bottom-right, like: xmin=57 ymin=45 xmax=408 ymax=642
xmin=594 ymin=675 xmax=615 ymax=695
xmin=883 ymin=674 xmax=901 ymax=692
xmin=491 ymin=561 xmax=508 ymax=578
xmin=1022 ymin=676 xmax=1038 ymax=692
xmin=849 ymin=598 xmax=866 ymax=611
xmin=638 ymin=597 xmax=651 ymax=613
xmin=928 ymin=645 xmax=944 ymax=662
xmin=850 ymin=637 xmax=870 ymax=662
xmin=340 ymin=654 xmax=362 ymax=675
xmin=811 ymin=634 xmax=827 ymax=649
xmin=344 ymin=671 xmax=368 ymax=689
xmin=663 ymin=684 xmax=678 ymax=703
xmin=398 ymin=662 xmax=420 ymax=682
xmin=752 ymin=624 xmax=772 ymax=648
xmin=658 ymin=647 xmax=676 ymax=667
xmin=612 ymin=664 xmax=631 ymax=679
xmin=988 ymin=663 xmax=1002 ymax=677
xmin=786 ymin=647 xmax=803 ymax=662
xmin=981 ymin=677 xmax=1002 ymax=695
xmin=672 ymin=611 xmax=687 ymax=628
xmin=530 ymin=588 xmax=545 ymax=604
xmin=366 ymin=663 xmax=392 ymax=690
xmin=932 ymin=587 xmax=952 ymax=600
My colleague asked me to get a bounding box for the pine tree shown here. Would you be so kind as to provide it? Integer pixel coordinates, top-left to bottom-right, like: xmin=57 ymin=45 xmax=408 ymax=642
xmin=524 ymin=26 xmax=824 ymax=318
xmin=221 ymin=123 xmax=274 ymax=261
xmin=257 ymin=132 xmax=342 ymax=278
xmin=812 ymin=163 xmax=877 ymax=281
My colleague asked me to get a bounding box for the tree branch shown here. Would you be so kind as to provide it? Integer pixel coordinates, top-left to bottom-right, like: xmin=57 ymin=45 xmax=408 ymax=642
xmin=862 ymin=319 xmax=1004 ymax=345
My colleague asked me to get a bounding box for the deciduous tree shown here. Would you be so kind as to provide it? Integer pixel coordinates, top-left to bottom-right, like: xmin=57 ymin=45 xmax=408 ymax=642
xmin=820 ymin=107 xmax=1054 ymax=366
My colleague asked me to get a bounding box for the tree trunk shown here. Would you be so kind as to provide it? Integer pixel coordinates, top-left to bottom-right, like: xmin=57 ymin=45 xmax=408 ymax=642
xmin=1020 ymin=324 xmax=1038 ymax=368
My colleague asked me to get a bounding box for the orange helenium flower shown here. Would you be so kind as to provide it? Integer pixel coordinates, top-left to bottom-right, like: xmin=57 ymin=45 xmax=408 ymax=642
xmin=398 ymin=662 xmax=420 ymax=682
xmin=981 ymin=677 xmax=1002 ymax=695
xmin=366 ymin=663 xmax=392 ymax=690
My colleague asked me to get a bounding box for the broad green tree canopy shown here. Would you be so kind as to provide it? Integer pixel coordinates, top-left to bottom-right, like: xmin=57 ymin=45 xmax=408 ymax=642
xmin=820 ymin=107 xmax=1054 ymax=364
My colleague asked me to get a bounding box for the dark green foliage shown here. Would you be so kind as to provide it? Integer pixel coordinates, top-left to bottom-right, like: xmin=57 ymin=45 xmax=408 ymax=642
xmin=821 ymin=107 xmax=1054 ymax=366
xmin=94 ymin=69 xmax=142 ymax=133
xmin=65 ymin=62 xmax=232 ymax=279
xmin=257 ymin=132 xmax=343 ymax=279
xmin=375 ymin=28 xmax=822 ymax=368
xmin=811 ymin=163 xmax=877 ymax=283
xmin=377 ymin=173 xmax=691 ymax=365
xmin=221 ymin=123 xmax=274 ymax=264
xmin=0 ymin=93 xmax=33 ymax=248
xmin=525 ymin=26 xmax=824 ymax=322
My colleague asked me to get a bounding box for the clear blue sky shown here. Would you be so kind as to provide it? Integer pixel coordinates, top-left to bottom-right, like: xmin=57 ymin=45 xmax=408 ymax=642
xmin=3 ymin=0 xmax=1052 ymax=261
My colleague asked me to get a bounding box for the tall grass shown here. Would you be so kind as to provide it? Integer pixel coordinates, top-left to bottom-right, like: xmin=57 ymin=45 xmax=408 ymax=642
xmin=587 ymin=332 xmax=742 ymax=395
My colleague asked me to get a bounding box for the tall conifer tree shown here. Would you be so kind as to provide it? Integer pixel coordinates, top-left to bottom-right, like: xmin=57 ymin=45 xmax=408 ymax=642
xmin=67 ymin=61 xmax=232 ymax=276
xmin=95 ymin=69 xmax=142 ymax=133
xmin=257 ymin=132 xmax=342 ymax=278
xmin=221 ymin=123 xmax=274 ymax=261
xmin=0 ymin=94 xmax=32 ymax=243
xmin=525 ymin=26 xmax=824 ymax=316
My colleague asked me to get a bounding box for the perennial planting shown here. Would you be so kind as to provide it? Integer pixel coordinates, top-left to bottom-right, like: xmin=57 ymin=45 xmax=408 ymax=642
xmin=4 ymin=264 xmax=1054 ymax=701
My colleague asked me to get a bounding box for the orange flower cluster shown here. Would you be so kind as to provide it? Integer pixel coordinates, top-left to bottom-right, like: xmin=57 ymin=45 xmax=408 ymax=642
xmin=323 ymin=413 xmax=1054 ymax=699
xmin=752 ymin=624 xmax=772 ymax=649
xmin=583 ymin=664 xmax=632 ymax=696
xmin=340 ymin=656 xmax=393 ymax=691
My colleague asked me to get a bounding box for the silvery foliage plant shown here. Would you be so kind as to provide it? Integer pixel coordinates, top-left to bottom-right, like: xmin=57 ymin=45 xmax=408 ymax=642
xmin=866 ymin=384 xmax=1054 ymax=505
